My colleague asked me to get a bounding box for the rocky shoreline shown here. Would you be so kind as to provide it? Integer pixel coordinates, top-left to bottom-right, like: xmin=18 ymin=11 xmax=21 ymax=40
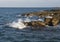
xmin=21 ymin=9 xmax=60 ymax=28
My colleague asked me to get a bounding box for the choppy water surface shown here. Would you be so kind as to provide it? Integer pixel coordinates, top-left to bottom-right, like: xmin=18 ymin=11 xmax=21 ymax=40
xmin=0 ymin=8 xmax=60 ymax=42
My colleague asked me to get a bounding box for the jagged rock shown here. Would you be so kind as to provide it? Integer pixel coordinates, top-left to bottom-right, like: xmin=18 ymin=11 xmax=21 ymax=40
xmin=24 ymin=21 xmax=45 ymax=27
xmin=23 ymin=17 xmax=59 ymax=27
xmin=45 ymin=17 xmax=59 ymax=26
xmin=52 ymin=18 xmax=59 ymax=26
xmin=45 ymin=18 xmax=52 ymax=26
xmin=21 ymin=9 xmax=60 ymax=27
xmin=44 ymin=16 xmax=53 ymax=26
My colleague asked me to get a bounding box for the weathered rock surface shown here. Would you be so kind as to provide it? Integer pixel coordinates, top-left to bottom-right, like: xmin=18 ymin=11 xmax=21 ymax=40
xmin=24 ymin=21 xmax=45 ymax=27
xmin=21 ymin=9 xmax=60 ymax=27
xmin=52 ymin=18 xmax=59 ymax=26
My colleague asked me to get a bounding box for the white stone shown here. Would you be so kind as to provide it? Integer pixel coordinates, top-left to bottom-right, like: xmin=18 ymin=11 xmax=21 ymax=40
xmin=45 ymin=16 xmax=52 ymax=18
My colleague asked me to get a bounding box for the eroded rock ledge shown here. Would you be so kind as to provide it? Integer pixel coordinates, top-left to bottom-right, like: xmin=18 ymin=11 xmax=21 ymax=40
xmin=21 ymin=9 xmax=60 ymax=27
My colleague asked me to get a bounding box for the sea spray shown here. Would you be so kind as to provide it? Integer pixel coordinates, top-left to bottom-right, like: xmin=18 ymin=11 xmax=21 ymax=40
xmin=7 ymin=16 xmax=45 ymax=29
xmin=6 ymin=16 xmax=33 ymax=29
xmin=8 ymin=19 xmax=26 ymax=29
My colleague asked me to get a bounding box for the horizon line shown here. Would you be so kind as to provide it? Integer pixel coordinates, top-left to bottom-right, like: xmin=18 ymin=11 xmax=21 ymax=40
xmin=0 ymin=6 xmax=60 ymax=8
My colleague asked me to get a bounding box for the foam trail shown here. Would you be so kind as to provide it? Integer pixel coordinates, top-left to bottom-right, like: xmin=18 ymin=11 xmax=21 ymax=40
xmin=8 ymin=19 xmax=26 ymax=29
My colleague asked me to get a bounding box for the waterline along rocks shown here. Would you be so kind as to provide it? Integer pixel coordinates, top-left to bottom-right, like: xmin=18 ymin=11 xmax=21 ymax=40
xmin=21 ymin=9 xmax=60 ymax=27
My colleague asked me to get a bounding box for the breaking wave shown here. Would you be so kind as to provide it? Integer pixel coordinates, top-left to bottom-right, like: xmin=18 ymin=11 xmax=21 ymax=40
xmin=6 ymin=15 xmax=60 ymax=30
xmin=7 ymin=16 xmax=33 ymax=29
xmin=7 ymin=19 xmax=27 ymax=29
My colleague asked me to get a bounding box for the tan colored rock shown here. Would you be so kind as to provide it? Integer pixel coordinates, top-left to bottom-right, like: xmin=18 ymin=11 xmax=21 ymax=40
xmin=31 ymin=21 xmax=45 ymax=27
xmin=52 ymin=18 xmax=59 ymax=26
xmin=22 ymin=9 xmax=60 ymax=27
xmin=44 ymin=17 xmax=59 ymax=26
xmin=37 ymin=21 xmax=46 ymax=27
xmin=24 ymin=21 xmax=45 ymax=27
xmin=23 ymin=18 xmax=59 ymax=28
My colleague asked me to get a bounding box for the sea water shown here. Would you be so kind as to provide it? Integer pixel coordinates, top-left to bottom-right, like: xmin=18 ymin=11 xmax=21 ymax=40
xmin=0 ymin=7 xmax=60 ymax=42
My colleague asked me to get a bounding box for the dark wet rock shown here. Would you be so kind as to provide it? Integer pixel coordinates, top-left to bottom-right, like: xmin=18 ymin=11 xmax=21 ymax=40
xmin=45 ymin=18 xmax=52 ymax=26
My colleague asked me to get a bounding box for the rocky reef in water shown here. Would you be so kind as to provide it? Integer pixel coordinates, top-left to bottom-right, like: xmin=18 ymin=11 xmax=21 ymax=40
xmin=21 ymin=8 xmax=60 ymax=28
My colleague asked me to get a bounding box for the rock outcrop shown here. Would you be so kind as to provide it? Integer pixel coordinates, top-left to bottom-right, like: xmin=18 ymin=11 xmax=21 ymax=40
xmin=52 ymin=18 xmax=59 ymax=26
xmin=21 ymin=9 xmax=60 ymax=27
xmin=24 ymin=21 xmax=45 ymax=28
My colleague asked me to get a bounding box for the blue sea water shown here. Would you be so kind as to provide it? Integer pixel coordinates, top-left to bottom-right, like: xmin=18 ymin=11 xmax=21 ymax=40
xmin=0 ymin=7 xmax=60 ymax=42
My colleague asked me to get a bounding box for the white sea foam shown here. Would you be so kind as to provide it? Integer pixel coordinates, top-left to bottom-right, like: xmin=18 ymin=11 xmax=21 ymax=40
xmin=7 ymin=17 xmax=33 ymax=29
xmin=8 ymin=19 xmax=26 ymax=29
xmin=38 ymin=19 xmax=44 ymax=22
xmin=24 ymin=17 xmax=31 ymax=22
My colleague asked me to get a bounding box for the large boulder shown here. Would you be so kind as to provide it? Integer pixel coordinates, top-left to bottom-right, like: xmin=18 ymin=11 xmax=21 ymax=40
xmin=45 ymin=18 xmax=52 ymax=25
xmin=44 ymin=17 xmax=59 ymax=26
xmin=44 ymin=16 xmax=53 ymax=26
